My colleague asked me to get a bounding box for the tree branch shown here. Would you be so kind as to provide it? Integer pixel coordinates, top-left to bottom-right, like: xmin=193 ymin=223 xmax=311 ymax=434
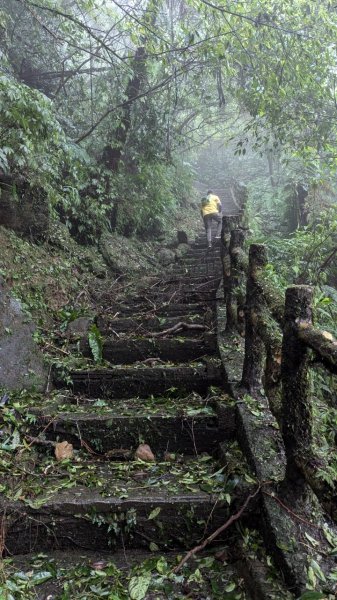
xmin=173 ymin=484 xmax=262 ymax=573
xmin=150 ymin=322 xmax=207 ymax=337
xmin=75 ymin=69 xmax=186 ymax=143
xmin=17 ymin=0 xmax=127 ymax=64
xmin=199 ymin=0 xmax=307 ymax=34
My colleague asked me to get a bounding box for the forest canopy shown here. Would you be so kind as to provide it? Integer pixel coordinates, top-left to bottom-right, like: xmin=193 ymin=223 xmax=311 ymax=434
xmin=1 ymin=0 xmax=337 ymax=239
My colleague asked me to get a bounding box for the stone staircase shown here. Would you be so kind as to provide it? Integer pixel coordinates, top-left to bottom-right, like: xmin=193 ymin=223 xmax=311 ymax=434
xmin=0 ymin=226 xmax=291 ymax=598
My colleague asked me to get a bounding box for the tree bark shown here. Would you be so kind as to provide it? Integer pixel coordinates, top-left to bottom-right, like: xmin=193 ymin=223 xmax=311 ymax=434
xmin=281 ymin=285 xmax=314 ymax=483
xmin=241 ymin=244 xmax=267 ymax=393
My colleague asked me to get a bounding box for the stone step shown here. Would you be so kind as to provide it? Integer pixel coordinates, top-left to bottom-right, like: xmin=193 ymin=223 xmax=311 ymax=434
xmin=81 ymin=333 xmax=218 ymax=364
xmin=186 ymin=248 xmax=220 ymax=258
xmin=29 ymin=395 xmax=235 ymax=454
xmin=173 ymin=268 xmax=220 ymax=279
xmin=105 ymin=297 xmax=217 ymax=319
xmin=1 ymin=455 xmax=251 ymax=554
xmin=144 ymin=283 xmax=220 ymax=299
xmin=119 ymin=285 xmax=219 ymax=305
xmin=9 ymin=547 xmax=255 ymax=599
xmin=104 ymin=302 xmax=213 ymax=318
xmin=191 ymin=240 xmax=222 ymax=249
xmin=172 ymin=261 xmax=222 ymax=271
xmin=182 ymin=251 xmax=221 ymax=259
xmin=171 ymin=268 xmax=222 ymax=279
xmin=57 ymin=360 xmax=227 ymax=398
xmin=148 ymin=274 xmax=221 ymax=287
xmin=96 ymin=313 xmax=214 ymax=336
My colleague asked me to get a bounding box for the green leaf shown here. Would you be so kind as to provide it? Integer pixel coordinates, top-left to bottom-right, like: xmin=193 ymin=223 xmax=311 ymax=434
xmin=88 ymin=324 xmax=103 ymax=364
xmin=148 ymin=507 xmax=161 ymax=520
xmin=304 ymin=532 xmax=319 ymax=547
xmin=297 ymin=592 xmax=326 ymax=600
xmin=128 ymin=573 xmax=151 ymax=600
xmin=29 ymin=571 xmax=53 ymax=586
xmin=149 ymin=542 xmax=159 ymax=552
xmin=156 ymin=557 xmax=168 ymax=574
xmin=225 ymin=582 xmax=236 ymax=592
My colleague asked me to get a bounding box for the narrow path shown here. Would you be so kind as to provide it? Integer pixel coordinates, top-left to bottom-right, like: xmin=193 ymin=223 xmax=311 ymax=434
xmin=1 ymin=223 xmax=291 ymax=597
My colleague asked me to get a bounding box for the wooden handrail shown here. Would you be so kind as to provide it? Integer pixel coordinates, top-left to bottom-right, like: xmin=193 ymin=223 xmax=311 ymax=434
xmin=241 ymin=244 xmax=268 ymax=392
xmin=298 ymin=325 xmax=337 ymax=374
xmin=220 ymin=216 xmax=337 ymax=493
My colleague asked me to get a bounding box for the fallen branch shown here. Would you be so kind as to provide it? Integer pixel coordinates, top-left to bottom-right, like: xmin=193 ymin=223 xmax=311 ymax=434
xmin=25 ymin=435 xmax=56 ymax=448
xmin=151 ymin=322 xmax=206 ymax=337
xmin=263 ymin=490 xmax=321 ymax=530
xmin=173 ymin=484 xmax=262 ymax=573
xmin=43 ymin=342 xmax=71 ymax=356
xmin=25 ymin=434 xmax=100 ymax=457
xmin=23 ymin=417 xmax=56 ymax=450
xmin=139 ymin=357 xmax=166 ymax=365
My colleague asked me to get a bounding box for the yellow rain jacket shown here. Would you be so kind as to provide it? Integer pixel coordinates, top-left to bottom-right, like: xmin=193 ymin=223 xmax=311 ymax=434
xmin=201 ymin=194 xmax=221 ymax=217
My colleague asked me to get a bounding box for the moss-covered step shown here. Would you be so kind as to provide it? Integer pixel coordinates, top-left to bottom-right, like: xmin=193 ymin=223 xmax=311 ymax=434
xmin=146 ymin=289 xmax=218 ymax=305
xmin=172 ymin=263 xmax=222 ymax=273
xmin=96 ymin=313 xmax=214 ymax=337
xmin=190 ymin=242 xmax=221 ymax=250
xmin=133 ymin=274 xmax=220 ymax=290
xmin=151 ymin=281 xmax=221 ymax=295
xmin=59 ymin=360 xmax=227 ymax=398
xmin=29 ymin=401 xmax=234 ymax=455
xmin=81 ymin=334 xmax=218 ymax=364
xmin=0 ymin=456 xmax=251 ymax=554
xmin=113 ymin=284 xmax=218 ymax=314
xmin=6 ymin=547 xmax=250 ymax=600
xmin=171 ymin=269 xmax=222 ymax=281
xmin=148 ymin=274 xmax=221 ymax=286
xmin=163 ymin=292 xmax=218 ymax=305
xmin=102 ymin=302 xmax=212 ymax=318
xmin=6 ymin=548 xmax=255 ymax=600
xmin=182 ymin=257 xmax=221 ymax=267
xmin=186 ymin=248 xmax=220 ymax=258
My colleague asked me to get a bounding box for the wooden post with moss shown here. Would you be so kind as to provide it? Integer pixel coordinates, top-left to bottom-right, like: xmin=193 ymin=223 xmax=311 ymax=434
xmin=221 ymin=215 xmax=237 ymax=330
xmin=281 ymin=285 xmax=314 ymax=482
xmin=241 ymin=244 xmax=267 ymax=392
xmin=228 ymin=228 xmax=246 ymax=333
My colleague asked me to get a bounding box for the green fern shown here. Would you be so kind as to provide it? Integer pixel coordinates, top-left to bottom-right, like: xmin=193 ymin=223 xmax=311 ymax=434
xmin=88 ymin=324 xmax=103 ymax=365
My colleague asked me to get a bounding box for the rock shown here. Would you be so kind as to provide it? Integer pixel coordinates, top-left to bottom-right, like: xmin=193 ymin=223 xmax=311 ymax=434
xmin=177 ymin=231 xmax=188 ymax=244
xmin=90 ymin=560 xmax=107 ymax=571
xmin=81 ymin=253 xmax=107 ymax=278
xmin=175 ymin=243 xmax=189 ymax=260
xmin=55 ymin=441 xmax=74 ymax=461
xmin=0 ymin=277 xmax=48 ymax=391
xmin=163 ymin=452 xmax=176 ymax=462
xmin=66 ymin=316 xmax=92 ymax=339
xmin=99 ymin=232 xmax=156 ymax=275
xmin=0 ymin=178 xmax=50 ymax=241
xmin=100 ymin=232 xmax=130 ymax=273
xmin=47 ymin=219 xmax=72 ymax=251
xmin=134 ymin=443 xmax=155 ymax=462
xmin=158 ymin=248 xmax=175 ymax=266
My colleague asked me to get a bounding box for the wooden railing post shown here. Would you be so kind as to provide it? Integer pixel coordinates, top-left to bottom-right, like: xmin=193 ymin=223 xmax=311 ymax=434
xmin=228 ymin=228 xmax=246 ymax=333
xmin=221 ymin=215 xmax=237 ymax=330
xmin=281 ymin=285 xmax=314 ymax=482
xmin=241 ymin=244 xmax=267 ymax=392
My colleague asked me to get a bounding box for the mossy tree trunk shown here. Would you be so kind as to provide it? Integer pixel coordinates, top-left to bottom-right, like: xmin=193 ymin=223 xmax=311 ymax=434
xmin=229 ymin=228 xmax=246 ymax=334
xmin=281 ymin=285 xmax=313 ymax=482
xmin=241 ymin=244 xmax=267 ymax=393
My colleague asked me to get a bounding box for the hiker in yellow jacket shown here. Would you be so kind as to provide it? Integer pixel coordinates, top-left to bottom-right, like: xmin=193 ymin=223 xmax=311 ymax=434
xmin=200 ymin=190 xmax=222 ymax=248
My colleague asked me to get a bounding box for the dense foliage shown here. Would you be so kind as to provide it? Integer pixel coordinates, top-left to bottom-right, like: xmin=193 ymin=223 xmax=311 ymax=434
xmin=1 ymin=0 xmax=337 ymax=243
